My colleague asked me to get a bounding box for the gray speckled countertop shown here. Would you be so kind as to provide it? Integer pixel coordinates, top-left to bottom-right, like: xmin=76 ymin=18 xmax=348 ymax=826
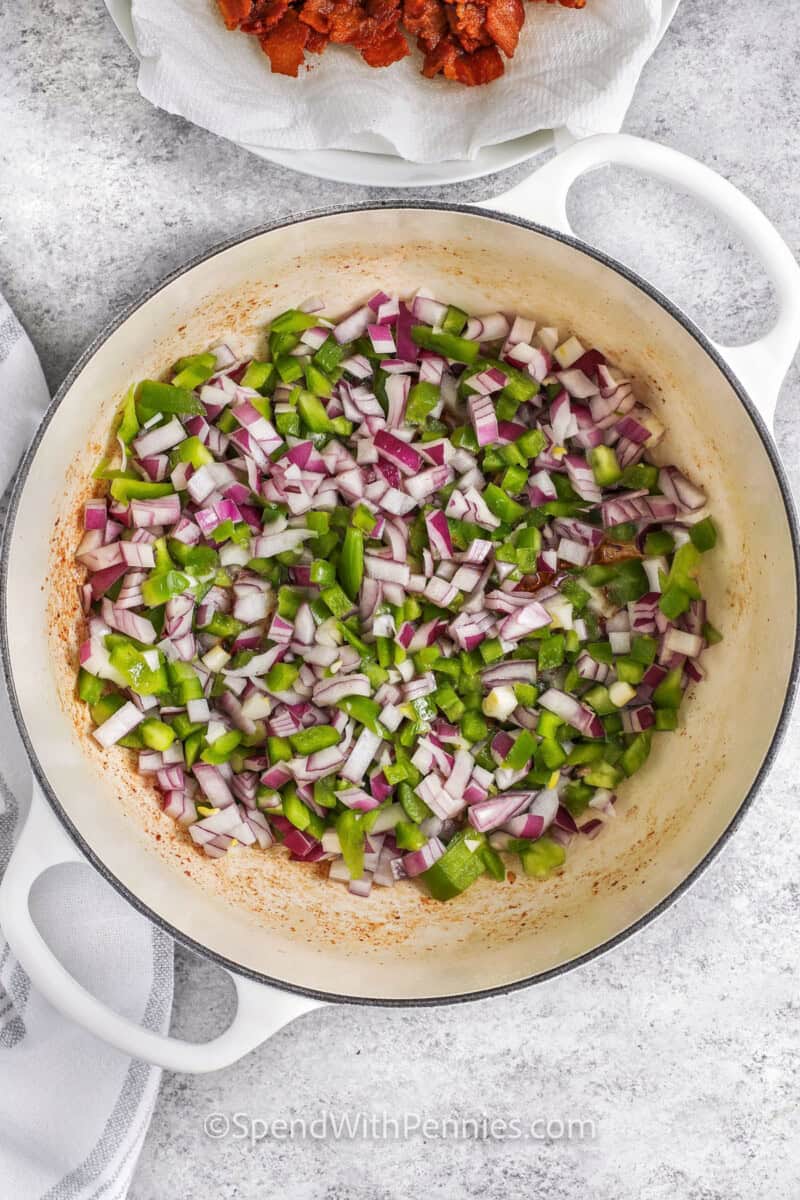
xmin=2 ymin=2 xmax=800 ymax=1197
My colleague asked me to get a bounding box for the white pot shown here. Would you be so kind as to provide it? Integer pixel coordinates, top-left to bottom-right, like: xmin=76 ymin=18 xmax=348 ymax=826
xmin=1 ymin=136 xmax=798 ymax=1072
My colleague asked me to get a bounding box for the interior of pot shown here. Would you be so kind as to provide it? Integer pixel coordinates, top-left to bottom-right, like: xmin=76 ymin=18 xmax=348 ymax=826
xmin=5 ymin=206 xmax=796 ymax=1001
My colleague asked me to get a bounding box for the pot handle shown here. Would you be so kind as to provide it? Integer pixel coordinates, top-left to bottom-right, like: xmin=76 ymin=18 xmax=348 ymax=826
xmin=0 ymin=787 xmax=321 ymax=1073
xmin=484 ymin=134 xmax=800 ymax=427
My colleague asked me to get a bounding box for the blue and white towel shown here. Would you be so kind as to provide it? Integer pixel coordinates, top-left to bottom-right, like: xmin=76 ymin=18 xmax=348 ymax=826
xmin=0 ymin=291 xmax=173 ymax=1200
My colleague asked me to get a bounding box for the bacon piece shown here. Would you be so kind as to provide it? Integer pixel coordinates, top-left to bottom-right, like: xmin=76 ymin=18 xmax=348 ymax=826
xmin=403 ymin=0 xmax=447 ymax=52
xmin=259 ymin=9 xmax=310 ymax=74
xmin=243 ymin=0 xmax=291 ymax=33
xmin=421 ymin=33 xmax=460 ymax=77
xmin=305 ymin=27 xmax=330 ymax=50
xmin=361 ymin=26 xmax=410 ymax=65
xmin=485 ymin=0 xmax=523 ymax=57
xmin=453 ymin=44 xmax=504 ymax=84
xmin=217 ymin=0 xmax=253 ymax=29
xmin=593 ymin=542 xmax=643 ymax=566
xmin=327 ymin=0 xmax=364 ymax=42
xmin=300 ymin=0 xmax=335 ymax=32
xmin=446 ymin=2 xmax=490 ymax=54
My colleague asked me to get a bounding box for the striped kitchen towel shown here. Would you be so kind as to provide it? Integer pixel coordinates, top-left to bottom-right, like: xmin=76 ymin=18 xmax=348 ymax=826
xmin=0 ymin=290 xmax=174 ymax=1200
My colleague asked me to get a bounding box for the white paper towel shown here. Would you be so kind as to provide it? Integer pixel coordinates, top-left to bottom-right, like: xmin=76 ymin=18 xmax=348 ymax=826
xmin=131 ymin=0 xmax=679 ymax=165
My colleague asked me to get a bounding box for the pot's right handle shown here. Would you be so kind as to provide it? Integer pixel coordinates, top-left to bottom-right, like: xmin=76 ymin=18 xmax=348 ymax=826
xmin=484 ymin=134 xmax=800 ymax=428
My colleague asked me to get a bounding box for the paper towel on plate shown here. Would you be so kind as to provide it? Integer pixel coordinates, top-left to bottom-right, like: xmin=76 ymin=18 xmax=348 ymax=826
xmin=131 ymin=0 xmax=679 ymax=165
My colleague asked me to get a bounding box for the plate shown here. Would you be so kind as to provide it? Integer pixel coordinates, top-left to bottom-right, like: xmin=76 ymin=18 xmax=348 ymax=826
xmin=105 ymin=0 xmax=557 ymax=186
xmin=104 ymin=0 xmax=672 ymax=188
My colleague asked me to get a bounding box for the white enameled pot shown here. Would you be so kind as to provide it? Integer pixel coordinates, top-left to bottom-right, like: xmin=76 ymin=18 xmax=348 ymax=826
xmin=1 ymin=136 xmax=798 ymax=1073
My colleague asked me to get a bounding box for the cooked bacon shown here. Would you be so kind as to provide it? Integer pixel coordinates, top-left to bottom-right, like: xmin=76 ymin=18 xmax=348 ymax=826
xmin=403 ymin=0 xmax=447 ymax=52
xmin=453 ymin=43 xmax=504 ymax=84
xmin=485 ymin=0 xmax=523 ymax=57
xmin=361 ymin=27 xmax=411 ymax=65
xmin=326 ymin=0 xmax=365 ymax=42
xmin=421 ymin=33 xmax=460 ymax=77
xmin=446 ymin=2 xmax=491 ymax=55
xmin=218 ymin=0 xmax=254 ymax=28
xmin=259 ymin=9 xmax=311 ymax=74
xmin=217 ymin=0 xmax=585 ymax=84
xmin=299 ymin=0 xmax=335 ymax=31
xmin=243 ymin=0 xmax=291 ymax=33
xmin=305 ymin=26 xmax=330 ymax=50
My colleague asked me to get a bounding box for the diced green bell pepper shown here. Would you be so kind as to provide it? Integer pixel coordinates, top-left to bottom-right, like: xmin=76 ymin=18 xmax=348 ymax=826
xmin=201 ymin=729 xmax=242 ymax=764
xmin=136 ymin=380 xmax=203 ymax=421
xmin=519 ymin=837 xmax=565 ymax=879
xmin=659 ymin=585 xmax=691 ymax=620
xmin=644 ymin=530 xmax=675 ymax=557
xmin=654 ymin=708 xmax=679 ymax=731
xmin=442 ymin=305 xmax=468 ymax=335
xmin=563 ymin=780 xmax=593 ymax=815
xmin=89 ymin=692 xmax=125 ymax=726
xmin=481 ymin=844 xmax=506 ymax=882
xmin=172 ymin=352 xmax=216 ymax=390
xmin=338 ymin=527 xmax=364 ymax=601
xmin=589 ymin=445 xmax=622 ymax=487
xmin=141 ymin=568 xmax=192 ymax=608
xmin=421 ymin=828 xmax=487 ymax=900
xmin=460 ymin=710 xmax=489 ymax=743
xmin=397 ymin=781 xmax=431 ymax=823
xmin=336 ymin=695 xmax=384 ymax=734
xmin=313 ymin=337 xmax=347 ymax=375
xmin=630 ymin=634 xmax=657 ymax=665
xmin=620 ymin=731 xmax=652 ymax=777
xmin=411 ymin=326 xmax=480 ymax=365
xmin=140 ymin=718 xmax=176 ymax=751
xmin=483 ymin=484 xmax=525 ymax=524
xmin=336 ymin=809 xmax=366 ymax=879
xmin=690 ymin=517 xmax=717 ymax=552
xmin=517 ymin=428 xmax=546 ymax=460
xmin=167 ymin=660 xmax=204 ymax=703
xmin=267 ymin=735 xmax=292 ymax=763
xmin=321 ymin=584 xmax=353 ymax=617
xmin=289 ymin=725 xmax=341 ymax=754
xmin=116 ymin=385 xmax=140 ymax=446
xmin=615 ymin=657 xmax=645 ymax=685
xmin=405 ymin=381 xmax=440 ymax=424
xmin=536 ymin=710 xmax=563 ymax=740
xmin=271 ymin=309 xmax=319 ymax=335
xmin=653 ymin=666 xmax=684 ymax=710
xmin=619 ymin=463 xmax=659 ymax=491
xmin=265 ymin=662 xmax=300 ymax=692
xmin=538 ymin=634 xmax=565 ymax=671
xmin=304 ymin=363 xmax=333 ymax=398
xmin=298 ymin=390 xmax=334 ymax=432
xmin=175 ymin=436 xmax=214 ymax=468
xmin=109 ymin=478 xmax=174 ymax=504
xmin=78 ymin=668 xmax=105 ymax=705
xmin=184 ymin=730 xmax=204 ymax=767
xmin=240 ymin=360 xmax=274 ymax=392
xmin=107 ymin=639 xmax=167 ymax=695
xmin=396 ymin=820 xmax=427 ymax=852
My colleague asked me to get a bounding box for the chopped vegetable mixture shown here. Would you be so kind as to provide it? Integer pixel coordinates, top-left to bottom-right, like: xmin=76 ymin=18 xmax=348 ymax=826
xmin=76 ymin=289 xmax=720 ymax=901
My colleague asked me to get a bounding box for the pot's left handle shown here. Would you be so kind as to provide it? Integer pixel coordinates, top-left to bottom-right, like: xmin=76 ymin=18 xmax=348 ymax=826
xmin=0 ymin=788 xmax=321 ymax=1073
xmin=481 ymin=134 xmax=800 ymax=428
